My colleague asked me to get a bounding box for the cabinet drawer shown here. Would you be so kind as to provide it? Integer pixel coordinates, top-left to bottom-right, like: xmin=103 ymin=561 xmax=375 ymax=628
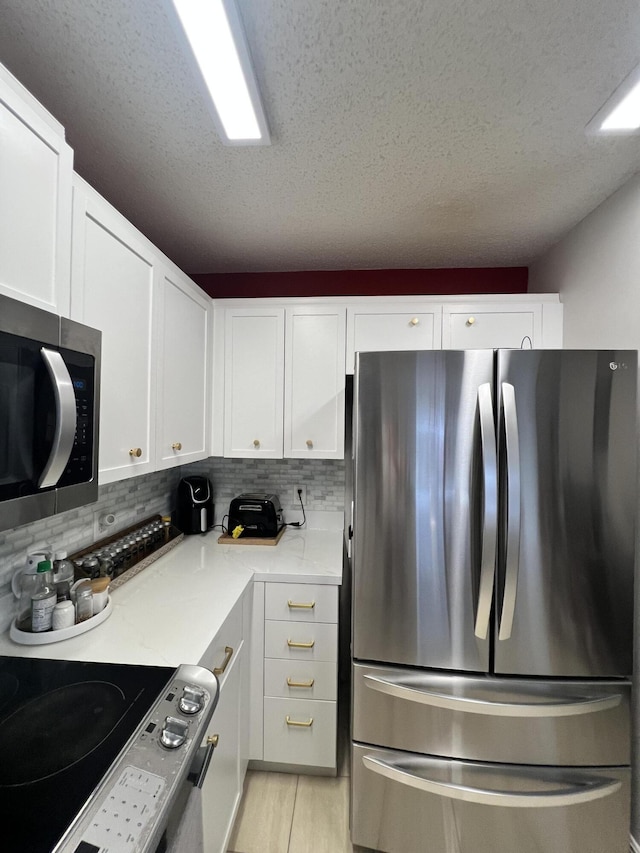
xmin=264 ymin=659 xmax=337 ymax=701
xmin=263 ymin=697 xmax=336 ymax=768
xmin=265 ymin=620 xmax=337 ymax=662
xmin=265 ymin=583 xmax=338 ymax=623
xmin=199 ymin=598 xmax=243 ymax=684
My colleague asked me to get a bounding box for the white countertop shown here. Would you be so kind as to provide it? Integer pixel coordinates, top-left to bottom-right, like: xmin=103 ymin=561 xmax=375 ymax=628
xmin=0 ymin=528 xmax=343 ymax=668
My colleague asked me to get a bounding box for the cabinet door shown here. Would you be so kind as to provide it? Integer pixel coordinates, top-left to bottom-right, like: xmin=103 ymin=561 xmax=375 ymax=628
xmin=71 ymin=177 xmax=157 ymax=483
xmin=201 ymin=645 xmax=243 ymax=853
xmin=346 ymin=303 xmax=442 ymax=373
xmin=284 ymin=307 xmax=346 ymax=459
xmin=442 ymin=303 xmax=541 ymax=349
xmin=223 ymin=308 xmax=284 ymax=458
xmin=156 ymin=268 xmax=210 ymax=469
xmin=0 ymin=65 xmax=72 ymax=315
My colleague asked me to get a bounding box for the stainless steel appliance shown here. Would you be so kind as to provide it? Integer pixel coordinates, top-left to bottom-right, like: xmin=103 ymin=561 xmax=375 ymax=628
xmin=0 ymin=656 xmax=219 ymax=853
xmin=351 ymin=349 xmax=637 ymax=853
xmin=228 ymin=493 xmax=283 ymax=537
xmin=0 ymin=294 xmax=101 ymax=532
xmin=177 ymin=476 xmax=214 ymax=535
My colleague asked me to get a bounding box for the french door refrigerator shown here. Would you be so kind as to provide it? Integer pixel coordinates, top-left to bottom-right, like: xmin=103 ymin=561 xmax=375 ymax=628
xmin=350 ymin=349 xmax=637 ymax=853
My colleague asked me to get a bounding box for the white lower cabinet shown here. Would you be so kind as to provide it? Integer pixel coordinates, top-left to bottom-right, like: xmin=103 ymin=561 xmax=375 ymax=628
xmin=198 ymin=589 xmax=250 ymax=853
xmin=253 ymin=581 xmax=339 ymax=772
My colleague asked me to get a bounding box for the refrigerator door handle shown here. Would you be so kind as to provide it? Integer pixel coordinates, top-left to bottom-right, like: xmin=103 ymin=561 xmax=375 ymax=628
xmin=474 ymin=382 xmax=497 ymax=639
xmin=362 ymin=754 xmax=622 ymax=808
xmin=499 ymin=382 xmax=521 ymax=640
xmin=362 ymin=674 xmax=623 ymax=716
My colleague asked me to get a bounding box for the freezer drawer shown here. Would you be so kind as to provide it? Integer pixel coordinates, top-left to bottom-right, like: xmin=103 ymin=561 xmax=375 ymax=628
xmin=351 ymin=743 xmax=630 ymax=853
xmin=352 ymin=663 xmax=630 ymax=766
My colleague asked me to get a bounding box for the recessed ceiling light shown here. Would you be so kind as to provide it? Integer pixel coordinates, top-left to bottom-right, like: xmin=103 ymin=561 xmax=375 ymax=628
xmin=171 ymin=0 xmax=270 ymax=145
xmin=586 ymin=62 xmax=640 ymax=134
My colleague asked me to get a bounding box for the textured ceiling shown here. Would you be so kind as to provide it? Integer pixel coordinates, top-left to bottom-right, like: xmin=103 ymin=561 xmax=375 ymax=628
xmin=1 ymin=0 xmax=640 ymax=275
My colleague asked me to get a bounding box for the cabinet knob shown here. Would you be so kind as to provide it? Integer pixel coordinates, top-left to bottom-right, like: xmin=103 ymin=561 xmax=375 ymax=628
xmin=466 ymin=316 xmax=476 ymax=326
xmin=409 ymin=317 xmax=420 ymax=326
xmin=306 ymin=439 xmax=313 ymax=448
xmin=129 ymin=447 xmax=142 ymax=458
xmin=171 ymin=442 xmax=182 ymax=451
xmin=253 ymin=439 xmax=260 ymax=447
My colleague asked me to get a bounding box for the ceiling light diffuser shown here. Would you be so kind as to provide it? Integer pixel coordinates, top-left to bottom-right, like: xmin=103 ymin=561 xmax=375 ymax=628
xmin=587 ymin=63 xmax=640 ymax=134
xmin=171 ymin=0 xmax=270 ymax=145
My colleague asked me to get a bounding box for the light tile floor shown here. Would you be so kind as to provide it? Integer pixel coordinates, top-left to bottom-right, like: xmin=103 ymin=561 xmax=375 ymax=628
xmin=228 ymin=695 xmax=371 ymax=853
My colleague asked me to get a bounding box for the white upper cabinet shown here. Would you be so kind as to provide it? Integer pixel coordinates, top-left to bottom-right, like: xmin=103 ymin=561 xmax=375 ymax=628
xmin=0 ymin=63 xmax=73 ymax=315
xmin=71 ymin=176 xmax=158 ymax=484
xmin=442 ymin=299 xmax=563 ymax=349
xmin=220 ymin=303 xmax=347 ymax=459
xmin=347 ymin=302 xmax=442 ymax=372
xmin=224 ymin=307 xmax=285 ymax=458
xmin=156 ymin=266 xmax=211 ymax=469
xmin=284 ymin=307 xmax=345 ymax=459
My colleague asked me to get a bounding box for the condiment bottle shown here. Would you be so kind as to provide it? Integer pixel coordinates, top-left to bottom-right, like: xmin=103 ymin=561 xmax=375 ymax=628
xmin=15 ymin=553 xmax=47 ymax=631
xmin=53 ymin=550 xmax=75 ymax=601
xmin=31 ymin=560 xmax=57 ymax=632
xmin=52 ymin=600 xmax=75 ymax=630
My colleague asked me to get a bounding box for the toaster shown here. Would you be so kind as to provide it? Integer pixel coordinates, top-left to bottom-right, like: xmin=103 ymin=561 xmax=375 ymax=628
xmin=228 ymin=493 xmax=283 ymax=538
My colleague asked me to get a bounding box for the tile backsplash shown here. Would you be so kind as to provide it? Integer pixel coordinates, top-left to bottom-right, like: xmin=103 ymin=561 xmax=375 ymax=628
xmin=183 ymin=457 xmax=346 ymax=519
xmin=0 ymin=457 xmax=345 ymax=632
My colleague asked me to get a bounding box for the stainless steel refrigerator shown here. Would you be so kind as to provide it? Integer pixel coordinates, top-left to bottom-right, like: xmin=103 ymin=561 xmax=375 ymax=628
xmin=350 ymin=349 xmax=637 ymax=853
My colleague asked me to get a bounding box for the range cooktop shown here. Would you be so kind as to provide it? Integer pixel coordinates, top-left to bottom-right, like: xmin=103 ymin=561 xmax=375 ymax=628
xmin=0 ymin=656 xmax=174 ymax=853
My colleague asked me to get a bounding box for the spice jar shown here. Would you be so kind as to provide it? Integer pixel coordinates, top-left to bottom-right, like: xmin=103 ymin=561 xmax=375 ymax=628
xmin=74 ymin=582 xmax=94 ymax=623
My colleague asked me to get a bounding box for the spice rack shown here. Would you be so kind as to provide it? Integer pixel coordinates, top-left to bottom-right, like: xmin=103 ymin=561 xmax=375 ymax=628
xmin=70 ymin=514 xmax=184 ymax=590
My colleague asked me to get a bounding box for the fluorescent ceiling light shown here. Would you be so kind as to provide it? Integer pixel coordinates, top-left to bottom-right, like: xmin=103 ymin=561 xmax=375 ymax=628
xmin=586 ymin=62 xmax=640 ymax=134
xmin=171 ymin=0 xmax=270 ymax=145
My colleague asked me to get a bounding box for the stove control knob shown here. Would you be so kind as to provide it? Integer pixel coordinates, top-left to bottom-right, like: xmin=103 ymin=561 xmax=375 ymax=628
xmin=179 ymin=685 xmax=206 ymax=715
xmin=160 ymin=715 xmax=189 ymax=749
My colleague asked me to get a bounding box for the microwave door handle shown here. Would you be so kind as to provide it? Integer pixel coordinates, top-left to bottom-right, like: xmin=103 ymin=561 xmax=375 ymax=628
xmin=474 ymin=383 xmax=497 ymax=639
xmin=498 ymin=382 xmax=521 ymax=640
xmin=38 ymin=348 xmax=76 ymax=488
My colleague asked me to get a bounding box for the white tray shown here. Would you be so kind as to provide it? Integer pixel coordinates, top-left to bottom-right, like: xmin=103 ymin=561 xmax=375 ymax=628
xmin=9 ymin=596 xmax=113 ymax=645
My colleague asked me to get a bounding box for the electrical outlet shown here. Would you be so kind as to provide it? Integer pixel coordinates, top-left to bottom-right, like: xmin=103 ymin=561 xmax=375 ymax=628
xmin=293 ymin=486 xmax=307 ymax=506
xmin=94 ymin=510 xmax=118 ymax=540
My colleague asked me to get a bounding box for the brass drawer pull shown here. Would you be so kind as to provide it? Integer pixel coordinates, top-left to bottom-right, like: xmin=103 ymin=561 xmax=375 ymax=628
xmin=286 ymin=715 xmax=313 ymax=727
xmin=287 ymin=638 xmax=315 ymax=649
xmin=287 ymin=599 xmax=315 ymax=609
xmin=287 ymin=677 xmax=315 ymax=688
xmin=172 ymin=442 xmax=182 ymax=451
xmin=213 ymin=646 xmax=233 ymax=675
xmin=129 ymin=447 xmax=142 ymax=457
xmin=207 ymin=734 xmax=219 ymax=747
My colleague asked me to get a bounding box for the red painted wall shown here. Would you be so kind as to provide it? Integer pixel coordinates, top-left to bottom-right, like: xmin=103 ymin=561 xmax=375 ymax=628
xmin=190 ymin=267 xmax=528 ymax=299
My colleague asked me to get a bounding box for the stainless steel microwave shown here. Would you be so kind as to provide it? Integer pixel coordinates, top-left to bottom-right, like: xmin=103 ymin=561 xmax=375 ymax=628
xmin=0 ymin=294 xmax=101 ymax=532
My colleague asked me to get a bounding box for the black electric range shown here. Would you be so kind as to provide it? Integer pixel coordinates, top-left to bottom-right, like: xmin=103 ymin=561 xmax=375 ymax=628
xmin=0 ymin=656 xmax=218 ymax=853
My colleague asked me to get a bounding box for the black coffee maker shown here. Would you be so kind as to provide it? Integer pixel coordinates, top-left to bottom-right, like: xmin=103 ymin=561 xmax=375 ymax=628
xmin=176 ymin=476 xmax=214 ymax=535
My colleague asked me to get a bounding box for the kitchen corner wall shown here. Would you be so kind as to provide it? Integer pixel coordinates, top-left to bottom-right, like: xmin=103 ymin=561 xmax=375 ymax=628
xmin=0 ymin=457 xmax=345 ymax=634
xmin=0 ymin=469 xmax=182 ymax=633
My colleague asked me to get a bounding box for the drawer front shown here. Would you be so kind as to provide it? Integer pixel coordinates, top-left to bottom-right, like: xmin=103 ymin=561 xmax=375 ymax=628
xmin=265 ymin=583 xmax=338 ymax=623
xmin=199 ymin=598 xmax=243 ymax=685
xmin=264 ymin=658 xmax=337 ymax=701
xmin=351 ymin=744 xmax=630 ymax=853
xmin=353 ymin=662 xmax=631 ymax=766
xmin=264 ymin=697 xmax=336 ymax=767
xmin=265 ymin=620 xmax=337 ymax=662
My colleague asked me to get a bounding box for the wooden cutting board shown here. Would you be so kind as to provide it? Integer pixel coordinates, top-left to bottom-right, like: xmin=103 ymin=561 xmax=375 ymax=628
xmin=217 ymin=526 xmax=286 ymax=546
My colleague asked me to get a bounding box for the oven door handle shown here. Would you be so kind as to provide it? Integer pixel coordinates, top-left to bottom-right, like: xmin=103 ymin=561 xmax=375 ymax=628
xmin=189 ymin=734 xmax=219 ymax=789
xmin=38 ymin=348 xmax=77 ymax=488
